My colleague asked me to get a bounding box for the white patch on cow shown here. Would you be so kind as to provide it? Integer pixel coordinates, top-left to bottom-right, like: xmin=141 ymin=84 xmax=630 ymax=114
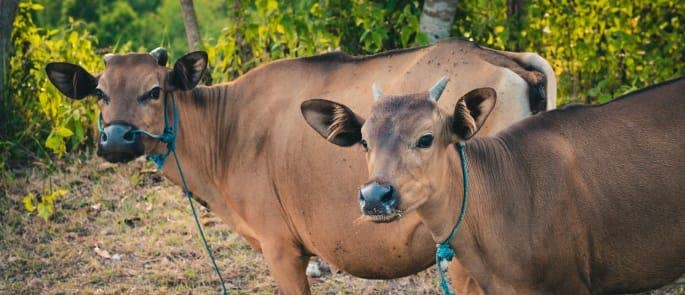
xmin=485 ymin=68 xmax=530 ymax=135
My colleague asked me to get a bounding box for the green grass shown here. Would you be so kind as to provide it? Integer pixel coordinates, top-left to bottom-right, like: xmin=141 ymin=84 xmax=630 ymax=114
xmin=0 ymin=154 xmax=683 ymax=294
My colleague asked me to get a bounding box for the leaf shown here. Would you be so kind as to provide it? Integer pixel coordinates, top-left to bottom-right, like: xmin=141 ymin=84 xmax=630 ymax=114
xmin=54 ymin=126 xmax=74 ymax=137
xmin=23 ymin=193 xmax=36 ymax=212
xmin=45 ymin=133 xmax=66 ymax=155
xmin=37 ymin=202 xmax=53 ymax=221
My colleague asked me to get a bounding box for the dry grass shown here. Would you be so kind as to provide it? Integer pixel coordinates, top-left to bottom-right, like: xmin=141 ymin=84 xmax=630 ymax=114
xmin=0 ymin=154 xmax=683 ymax=294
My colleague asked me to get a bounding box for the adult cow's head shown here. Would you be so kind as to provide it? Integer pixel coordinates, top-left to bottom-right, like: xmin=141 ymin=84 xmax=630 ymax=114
xmin=45 ymin=48 xmax=208 ymax=163
xmin=301 ymin=77 xmax=496 ymax=222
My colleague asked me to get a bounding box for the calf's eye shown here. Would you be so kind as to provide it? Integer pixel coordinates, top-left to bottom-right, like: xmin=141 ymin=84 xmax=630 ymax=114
xmin=416 ymin=134 xmax=434 ymax=148
xmin=360 ymin=139 xmax=369 ymax=151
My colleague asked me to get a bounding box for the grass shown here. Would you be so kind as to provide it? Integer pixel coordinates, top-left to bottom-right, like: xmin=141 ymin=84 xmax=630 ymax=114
xmin=0 ymin=154 xmax=683 ymax=294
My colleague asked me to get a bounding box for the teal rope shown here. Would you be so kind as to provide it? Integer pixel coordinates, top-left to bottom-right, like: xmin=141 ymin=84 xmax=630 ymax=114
xmin=171 ymin=149 xmax=229 ymax=295
xmin=100 ymin=96 xmax=228 ymax=294
xmin=435 ymin=141 xmax=469 ymax=295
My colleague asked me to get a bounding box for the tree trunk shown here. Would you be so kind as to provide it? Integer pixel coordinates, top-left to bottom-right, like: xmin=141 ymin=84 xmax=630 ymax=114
xmin=419 ymin=0 xmax=458 ymax=44
xmin=0 ymin=0 xmax=20 ymax=109
xmin=180 ymin=0 xmax=202 ymax=51
xmin=507 ymin=0 xmax=526 ymax=51
xmin=179 ymin=0 xmax=211 ymax=84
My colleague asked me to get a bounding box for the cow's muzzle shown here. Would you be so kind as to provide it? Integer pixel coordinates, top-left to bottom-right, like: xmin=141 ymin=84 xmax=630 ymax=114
xmin=359 ymin=182 xmax=400 ymax=222
xmin=97 ymin=123 xmax=144 ymax=163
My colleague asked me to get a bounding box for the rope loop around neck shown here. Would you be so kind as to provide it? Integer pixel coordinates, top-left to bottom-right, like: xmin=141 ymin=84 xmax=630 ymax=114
xmin=435 ymin=141 xmax=469 ymax=295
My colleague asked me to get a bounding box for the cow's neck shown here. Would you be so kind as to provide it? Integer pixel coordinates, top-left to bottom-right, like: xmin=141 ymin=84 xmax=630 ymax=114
xmin=158 ymin=84 xmax=237 ymax=212
xmin=415 ymin=136 xmax=531 ymax=283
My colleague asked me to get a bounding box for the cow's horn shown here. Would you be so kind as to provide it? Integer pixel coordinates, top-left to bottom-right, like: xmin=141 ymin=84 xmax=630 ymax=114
xmin=103 ymin=53 xmax=115 ymax=65
xmin=372 ymin=82 xmax=384 ymax=101
xmin=429 ymin=76 xmax=450 ymax=102
xmin=149 ymin=47 xmax=168 ymax=66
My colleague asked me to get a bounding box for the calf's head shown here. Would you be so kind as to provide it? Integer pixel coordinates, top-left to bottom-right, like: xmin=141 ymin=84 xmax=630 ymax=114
xmin=45 ymin=48 xmax=207 ymax=163
xmin=301 ymin=77 xmax=496 ymax=222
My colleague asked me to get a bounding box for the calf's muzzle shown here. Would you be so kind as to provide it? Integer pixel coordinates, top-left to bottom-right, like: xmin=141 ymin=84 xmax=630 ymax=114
xmin=359 ymin=182 xmax=398 ymax=215
xmin=97 ymin=123 xmax=144 ymax=163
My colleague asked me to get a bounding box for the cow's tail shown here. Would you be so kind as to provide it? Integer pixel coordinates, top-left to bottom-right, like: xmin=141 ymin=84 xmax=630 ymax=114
xmin=496 ymin=50 xmax=557 ymax=110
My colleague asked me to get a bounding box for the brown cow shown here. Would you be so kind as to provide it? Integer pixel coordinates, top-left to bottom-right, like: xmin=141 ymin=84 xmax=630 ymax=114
xmin=301 ymin=77 xmax=685 ymax=294
xmin=45 ymin=39 xmax=556 ymax=294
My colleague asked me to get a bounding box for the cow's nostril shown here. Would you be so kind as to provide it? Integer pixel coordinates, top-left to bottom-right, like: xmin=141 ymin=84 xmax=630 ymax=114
xmin=123 ymin=130 xmax=135 ymax=142
xmin=380 ymin=185 xmax=395 ymax=204
xmin=100 ymin=132 xmax=108 ymax=142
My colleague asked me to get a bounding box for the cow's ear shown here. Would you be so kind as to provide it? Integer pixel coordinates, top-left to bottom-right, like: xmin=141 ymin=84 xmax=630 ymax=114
xmin=301 ymin=99 xmax=365 ymax=147
xmin=167 ymin=51 xmax=208 ymax=91
xmin=45 ymin=63 xmax=97 ymax=99
xmin=451 ymin=88 xmax=497 ymax=140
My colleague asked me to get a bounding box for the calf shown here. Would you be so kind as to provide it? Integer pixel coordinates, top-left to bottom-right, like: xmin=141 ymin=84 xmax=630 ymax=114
xmin=302 ymin=77 xmax=685 ymax=293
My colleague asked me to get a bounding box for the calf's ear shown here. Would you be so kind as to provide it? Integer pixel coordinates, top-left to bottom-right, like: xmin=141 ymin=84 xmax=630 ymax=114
xmin=301 ymin=99 xmax=365 ymax=147
xmin=451 ymin=88 xmax=497 ymax=140
xmin=168 ymin=51 xmax=208 ymax=91
xmin=45 ymin=63 xmax=97 ymax=99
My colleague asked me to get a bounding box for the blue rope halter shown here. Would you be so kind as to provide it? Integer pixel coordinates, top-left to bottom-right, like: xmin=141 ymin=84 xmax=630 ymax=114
xmin=97 ymin=96 xmax=228 ymax=294
xmin=435 ymin=141 xmax=469 ymax=295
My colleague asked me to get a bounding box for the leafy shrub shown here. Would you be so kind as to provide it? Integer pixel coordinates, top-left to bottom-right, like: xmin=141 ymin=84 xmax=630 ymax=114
xmin=1 ymin=2 xmax=108 ymax=167
xmin=207 ymin=0 xmax=427 ymax=81
xmin=451 ymin=0 xmax=685 ymax=104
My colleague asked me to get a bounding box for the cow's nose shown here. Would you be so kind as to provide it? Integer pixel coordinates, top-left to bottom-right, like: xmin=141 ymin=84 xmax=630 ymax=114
xmin=359 ymin=182 xmax=397 ymax=214
xmin=97 ymin=123 xmax=144 ymax=163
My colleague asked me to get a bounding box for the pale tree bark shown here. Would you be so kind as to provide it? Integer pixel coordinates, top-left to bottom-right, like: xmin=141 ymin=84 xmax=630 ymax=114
xmin=419 ymin=0 xmax=458 ymax=44
xmin=180 ymin=0 xmax=202 ymax=51
xmin=1 ymin=0 xmax=20 ymax=109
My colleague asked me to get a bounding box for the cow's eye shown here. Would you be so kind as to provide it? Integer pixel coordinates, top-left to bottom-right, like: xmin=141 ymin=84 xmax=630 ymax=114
xmin=416 ymin=134 xmax=434 ymax=148
xmin=139 ymin=87 xmax=161 ymax=104
xmin=360 ymin=139 xmax=369 ymax=151
xmin=94 ymin=88 xmax=109 ymax=104
xmin=149 ymin=87 xmax=161 ymax=99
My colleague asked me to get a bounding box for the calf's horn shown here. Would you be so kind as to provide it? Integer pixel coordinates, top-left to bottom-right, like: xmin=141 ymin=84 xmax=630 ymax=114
xmin=149 ymin=47 xmax=168 ymax=66
xmin=429 ymin=76 xmax=450 ymax=102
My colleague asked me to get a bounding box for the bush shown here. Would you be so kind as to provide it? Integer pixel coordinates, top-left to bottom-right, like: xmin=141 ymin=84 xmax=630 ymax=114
xmin=206 ymin=0 xmax=427 ymax=81
xmin=1 ymin=2 xmax=106 ymax=168
xmin=451 ymin=0 xmax=685 ymax=105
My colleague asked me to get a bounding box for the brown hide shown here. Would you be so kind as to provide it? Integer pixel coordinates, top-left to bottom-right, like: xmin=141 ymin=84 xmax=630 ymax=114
xmin=47 ymin=39 xmax=556 ymax=294
xmin=356 ymin=78 xmax=684 ymax=294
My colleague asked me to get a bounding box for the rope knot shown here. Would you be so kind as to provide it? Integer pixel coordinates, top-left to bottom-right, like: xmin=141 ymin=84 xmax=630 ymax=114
xmin=436 ymin=242 xmax=455 ymax=271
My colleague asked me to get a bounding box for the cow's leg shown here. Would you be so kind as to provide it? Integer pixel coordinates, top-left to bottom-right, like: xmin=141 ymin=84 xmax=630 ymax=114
xmin=262 ymin=242 xmax=311 ymax=294
xmin=448 ymin=259 xmax=484 ymax=295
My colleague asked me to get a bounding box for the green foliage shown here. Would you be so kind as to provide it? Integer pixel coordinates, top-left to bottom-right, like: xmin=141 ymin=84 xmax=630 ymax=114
xmin=207 ymin=0 xmax=427 ymax=81
xmin=452 ymin=0 xmax=685 ymax=104
xmin=1 ymin=2 xmax=105 ymax=167
xmin=23 ymin=188 xmax=68 ymax=221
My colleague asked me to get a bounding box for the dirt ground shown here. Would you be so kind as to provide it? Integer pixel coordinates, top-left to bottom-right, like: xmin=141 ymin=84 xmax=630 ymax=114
xmin=1 ymin=155 xmax=683 ymax=294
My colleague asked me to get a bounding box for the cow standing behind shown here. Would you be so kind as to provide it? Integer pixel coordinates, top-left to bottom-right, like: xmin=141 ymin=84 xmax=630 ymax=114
xmin=302 ymin=77 xmax=684 ymax=293
xmin=46 ymin=39 xmax=556 ymax=294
